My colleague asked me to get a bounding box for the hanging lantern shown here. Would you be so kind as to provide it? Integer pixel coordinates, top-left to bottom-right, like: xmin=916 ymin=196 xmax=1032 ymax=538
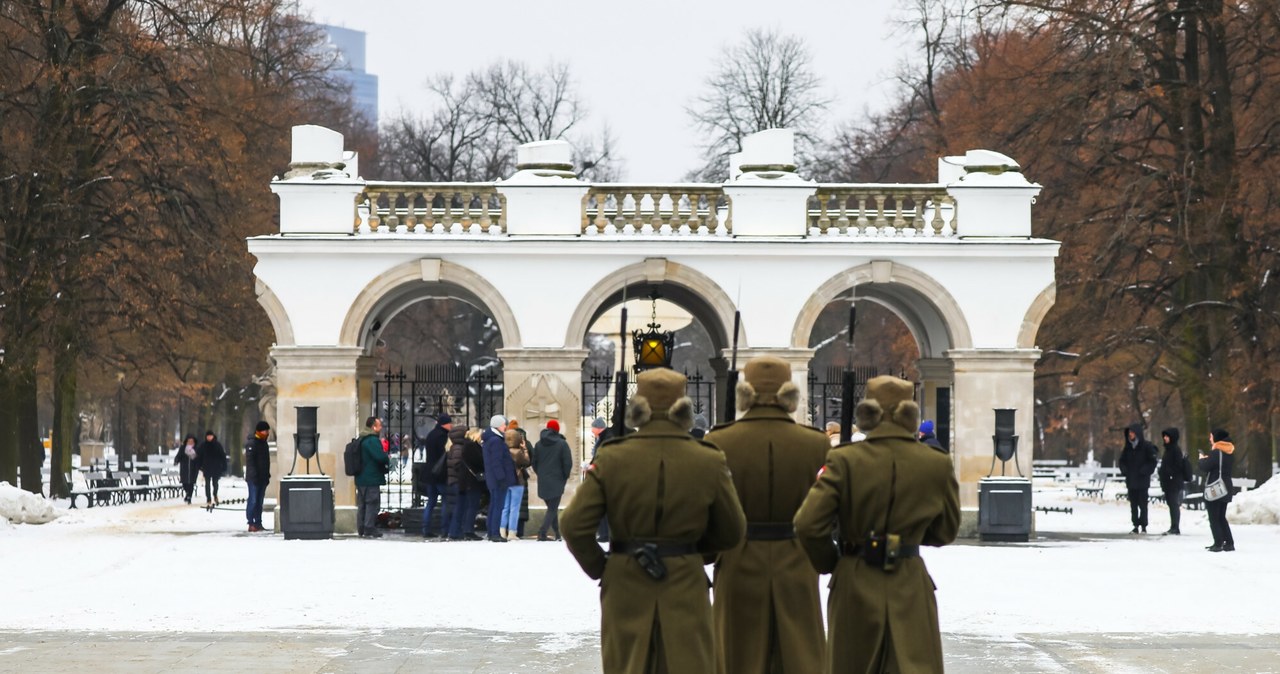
xmin=633 ymin=290 xmax=675 ymax=372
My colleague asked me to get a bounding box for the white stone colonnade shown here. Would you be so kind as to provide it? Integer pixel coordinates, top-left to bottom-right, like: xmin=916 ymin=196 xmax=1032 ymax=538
xmin=250 ymin=126 xmax=1059 ymax=532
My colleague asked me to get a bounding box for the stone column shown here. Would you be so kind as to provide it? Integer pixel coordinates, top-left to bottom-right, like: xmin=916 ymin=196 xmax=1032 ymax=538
xmin=497 ymin=348 xmax=590 ymax=505
xmin=726 ymin=347 xmax=816 ymax=425
xmin=356 ymin=355 xmax=378 ymax=422
xmin=270 ymin=346 xmax=363 ymax=517
xmin=916 ymin=357 xmax=954 ymax=441
xmin=947 ymin=349 xmax=1041 ymax=508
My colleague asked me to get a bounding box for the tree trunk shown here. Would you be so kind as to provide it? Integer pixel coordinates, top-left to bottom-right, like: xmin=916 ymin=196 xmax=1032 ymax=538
xmin=0 ymin=368 xmax=17 ymax=485
xmin=50 ymin=351 xmax=78 ymax=498
xmin=17 ymin=368 xmax=42 ymax=494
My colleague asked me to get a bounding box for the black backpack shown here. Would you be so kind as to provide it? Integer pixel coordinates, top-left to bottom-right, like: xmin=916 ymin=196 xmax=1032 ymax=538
xmin=343 ymin=437 xmax=364 ymax=476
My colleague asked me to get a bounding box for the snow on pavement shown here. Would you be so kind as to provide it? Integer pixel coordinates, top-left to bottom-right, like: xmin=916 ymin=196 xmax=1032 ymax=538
xmin=1 ymin=478 xmax=1277 ymax=637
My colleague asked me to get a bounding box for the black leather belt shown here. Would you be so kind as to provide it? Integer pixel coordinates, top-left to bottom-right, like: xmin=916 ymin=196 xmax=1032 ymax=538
xmin=746 ymin=522 xmax=796 ymax=540
xmin=610 ymin=541 xmax=698 ymax=557
xmin=840 ymin=540 xmax=920 ymax=559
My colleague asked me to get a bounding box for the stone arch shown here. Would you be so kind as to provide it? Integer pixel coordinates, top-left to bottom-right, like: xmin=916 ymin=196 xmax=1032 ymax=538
xmin=1017 ymin=282 xmax=1057 ymax=349
xmin=791 ymin=261 xmax=973 ymax=358
xmin=564 ymin=258 xmax=744 ymax=351
xmin=339 ymin=259 xmax=522 ymax=352
xmin=254 ymin=279 xmax=295 ymax=346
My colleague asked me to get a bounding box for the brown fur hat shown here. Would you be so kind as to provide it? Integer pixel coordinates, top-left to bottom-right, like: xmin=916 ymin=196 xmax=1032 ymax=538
xmin=626 ymin=368 xmax=695 ymax=430
xmin=854 ymin=375 xmax=920 ymax=434
xmin=736 ymin=356 xmax=801 ymax=414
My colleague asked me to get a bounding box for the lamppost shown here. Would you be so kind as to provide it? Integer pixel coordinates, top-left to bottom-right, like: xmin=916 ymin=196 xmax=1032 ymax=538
xmin=114 ymin=371 xmax=124 ymax=474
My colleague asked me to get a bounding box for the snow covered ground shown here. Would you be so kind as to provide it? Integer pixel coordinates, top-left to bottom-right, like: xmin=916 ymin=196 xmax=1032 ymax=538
xmin=2 ymin=478 xmax=1278 ymax=639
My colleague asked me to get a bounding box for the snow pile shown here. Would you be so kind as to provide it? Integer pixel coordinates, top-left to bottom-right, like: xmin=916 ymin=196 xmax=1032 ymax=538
xmin=1229 ymin=477 xmax=1280 ymax=525
xmin=0 ymin=481 xmax=63 ymax=525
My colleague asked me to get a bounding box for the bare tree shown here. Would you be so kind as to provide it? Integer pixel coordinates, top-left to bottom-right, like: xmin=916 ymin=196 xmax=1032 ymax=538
xmin=380 ymin=60 xmax=620 ymax=182
xmin=686 ymin=28 xmax=830 ymax=181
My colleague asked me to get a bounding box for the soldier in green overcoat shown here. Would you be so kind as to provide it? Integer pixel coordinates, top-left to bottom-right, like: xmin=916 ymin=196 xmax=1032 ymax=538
xmin=562 ymin=368 xmax=746 ymax=674
xmin=794 ymin=375 xmax=960 ymax=674
xmin=704 ymin=356 xmax=829 ymax=674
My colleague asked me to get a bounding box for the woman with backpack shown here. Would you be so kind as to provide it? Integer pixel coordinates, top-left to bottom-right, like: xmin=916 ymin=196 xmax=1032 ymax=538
xmin=174 ymin=434 xmax=200 ymax=504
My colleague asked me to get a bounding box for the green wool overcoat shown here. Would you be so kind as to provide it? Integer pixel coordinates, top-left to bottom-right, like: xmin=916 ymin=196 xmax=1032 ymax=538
xmin=793 ymin=421 xmax=960 ymax=674
xmin=704 ymin=406 xmax=830 ymax=674
xmin=561 ymin=418 xmax=746 ymax=674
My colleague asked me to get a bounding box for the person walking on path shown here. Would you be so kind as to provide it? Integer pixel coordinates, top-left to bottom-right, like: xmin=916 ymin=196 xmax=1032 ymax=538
xmin=1157 ymin=428 xmax=1193 ymax=535
xmin=174 ymin=434 xmax=199 ymax=504
xmin=1199 ymin=429 xmax=1236 ymax=552
xmin=355 ymin=416 xmax=389 ymax=538
xmin=703 ymin=356 xmax=830 ymax=674
xmin=446 ymin=426 xmax=485 ymax=541
xmin=481 ymin=415 xmax=514 ymax=542
xmin=421 ymin=414 xmax=452 ymax=538
xmin=501 ymin=428 xmax=531 ymax=540
xmin=244 ymin=421 xmax=271 ymax=532
xmin=1118 ymin=424 xmax=1159 ymax=533
xmin=196 ymin=430 xmax=226 ymax=509
xmin=531 ymin=419 xmax=572 ymax=541
xmin=794 ymin=375 xmax=960 ymax=674
xmin=561 ymin=368 xmax=746 ymax=674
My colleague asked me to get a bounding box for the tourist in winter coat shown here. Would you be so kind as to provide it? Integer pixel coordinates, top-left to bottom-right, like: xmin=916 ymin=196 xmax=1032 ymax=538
xmin=481 ymin=415 xmax=515 ymax=542
xmin=1156 ymin=428 xmax=1193 ymax=535
xmin=1118 ymin=423 xmax=1159 ymax=533
xmin=704 ymin=357 xmax=830 ymax=674
xmin=244 ymin=421 xmax=271 ymax=532
xmin=794 ymin=375 xmax=960 ymax=674
xmin=1199 ymin=429 xmax=1236 ymax=552
xmin=445 ymin=426 xmax=485 ymax=541
xmin=355 ymin=417 xmax=390 ymax=538
xmin=501 ymin=429 xmax=531 ymax=539
xmin=174 ymin=434 xmax=199 ymax=504
xmin=531 ymin=420 xmax=572 ymax=541
xmin=196 ymin=430 xmax=227 ymax=507
xmin=918 ymin=419 xmax=947 ymax=454
xmin=420 ymin=414 xmax=452 ymax=538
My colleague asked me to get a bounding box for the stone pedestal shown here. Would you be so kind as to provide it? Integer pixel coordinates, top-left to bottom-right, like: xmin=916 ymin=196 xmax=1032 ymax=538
xmin=279 ymin=474 xmax=335 ymax=540
xmin=978 ymin=476 xmax=1032 ymax=542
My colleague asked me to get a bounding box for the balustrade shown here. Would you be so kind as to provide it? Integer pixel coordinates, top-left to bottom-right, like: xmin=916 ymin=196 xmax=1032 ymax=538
xmin=359 ymin=182 xmax=506 ymax=235
xmin=807 ymin=185 xmax=956 ymax=237
xmin=582 ymin=185 xmax=730 ymax=235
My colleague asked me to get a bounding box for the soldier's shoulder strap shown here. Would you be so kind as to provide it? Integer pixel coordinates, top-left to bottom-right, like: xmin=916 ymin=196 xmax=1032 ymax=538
xmin=694 ymin=438 xmax=723 ymax=453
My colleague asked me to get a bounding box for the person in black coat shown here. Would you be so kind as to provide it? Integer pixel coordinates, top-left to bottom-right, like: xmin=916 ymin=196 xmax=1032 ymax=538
xmin=918 ymin=419 xmax=947 ymax=454
xmin=531 ymin=420 xmax=572 ymax=541
xmin=244 ymin=421 xmax=271 ymax=532
xmin=1199 ymin=428 xmax=1236 ymax=552
xmin=196 ymin=430 xmax=227 ymax=507
xmin=1156 ymin=427 xmax=1193 ymax=535
xmin=445 ymin=426 xmax=485 ymax=541
xmin=174 ymin=434 xmax=200 ymax=504
xmin=1117 ymin=423 xmax=1158 ymax=533
xmin=420 ymin=414 xmax=452 ymax=538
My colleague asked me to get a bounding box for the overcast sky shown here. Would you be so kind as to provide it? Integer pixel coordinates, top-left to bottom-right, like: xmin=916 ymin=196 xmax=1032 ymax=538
xmin=297 ymin=1 xmax=911 ymax=182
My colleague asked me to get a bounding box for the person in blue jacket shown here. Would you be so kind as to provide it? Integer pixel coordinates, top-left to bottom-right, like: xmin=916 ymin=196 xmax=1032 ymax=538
xmin=481 ymin=414 xmax=516 ymax=542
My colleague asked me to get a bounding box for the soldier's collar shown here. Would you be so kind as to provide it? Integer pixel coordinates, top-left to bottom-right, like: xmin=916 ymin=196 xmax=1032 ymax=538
xmin=865 ymin=423 xmax=916 ymax=441
xmin=633 ymin=419 xmax=695 ymax=438
xmin=740 ymin=406 xmax=794 ymax=422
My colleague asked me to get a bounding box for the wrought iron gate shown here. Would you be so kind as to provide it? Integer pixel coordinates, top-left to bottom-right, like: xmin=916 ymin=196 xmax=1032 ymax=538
xmin=373 ymin=365 xmax=503 ymax=514
xmin=807 ymin=366 xmax=906 ymax=430
xmin=581 ymin=368 xmax=717 ymax=436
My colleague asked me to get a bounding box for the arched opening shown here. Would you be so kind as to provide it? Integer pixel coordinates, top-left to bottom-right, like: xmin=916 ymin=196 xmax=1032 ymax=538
xmin=577 ymin=279 xmax=732 ymax=441
xmin=796 ymin=263 xmax=966 ymax=447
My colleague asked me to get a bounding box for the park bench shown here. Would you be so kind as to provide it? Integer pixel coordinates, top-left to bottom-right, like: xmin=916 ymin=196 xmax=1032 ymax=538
xmin=66 ymin=471 xmax=129 ymax=508
xmin=1075 ymin=474 xmax=1107 ymax=499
